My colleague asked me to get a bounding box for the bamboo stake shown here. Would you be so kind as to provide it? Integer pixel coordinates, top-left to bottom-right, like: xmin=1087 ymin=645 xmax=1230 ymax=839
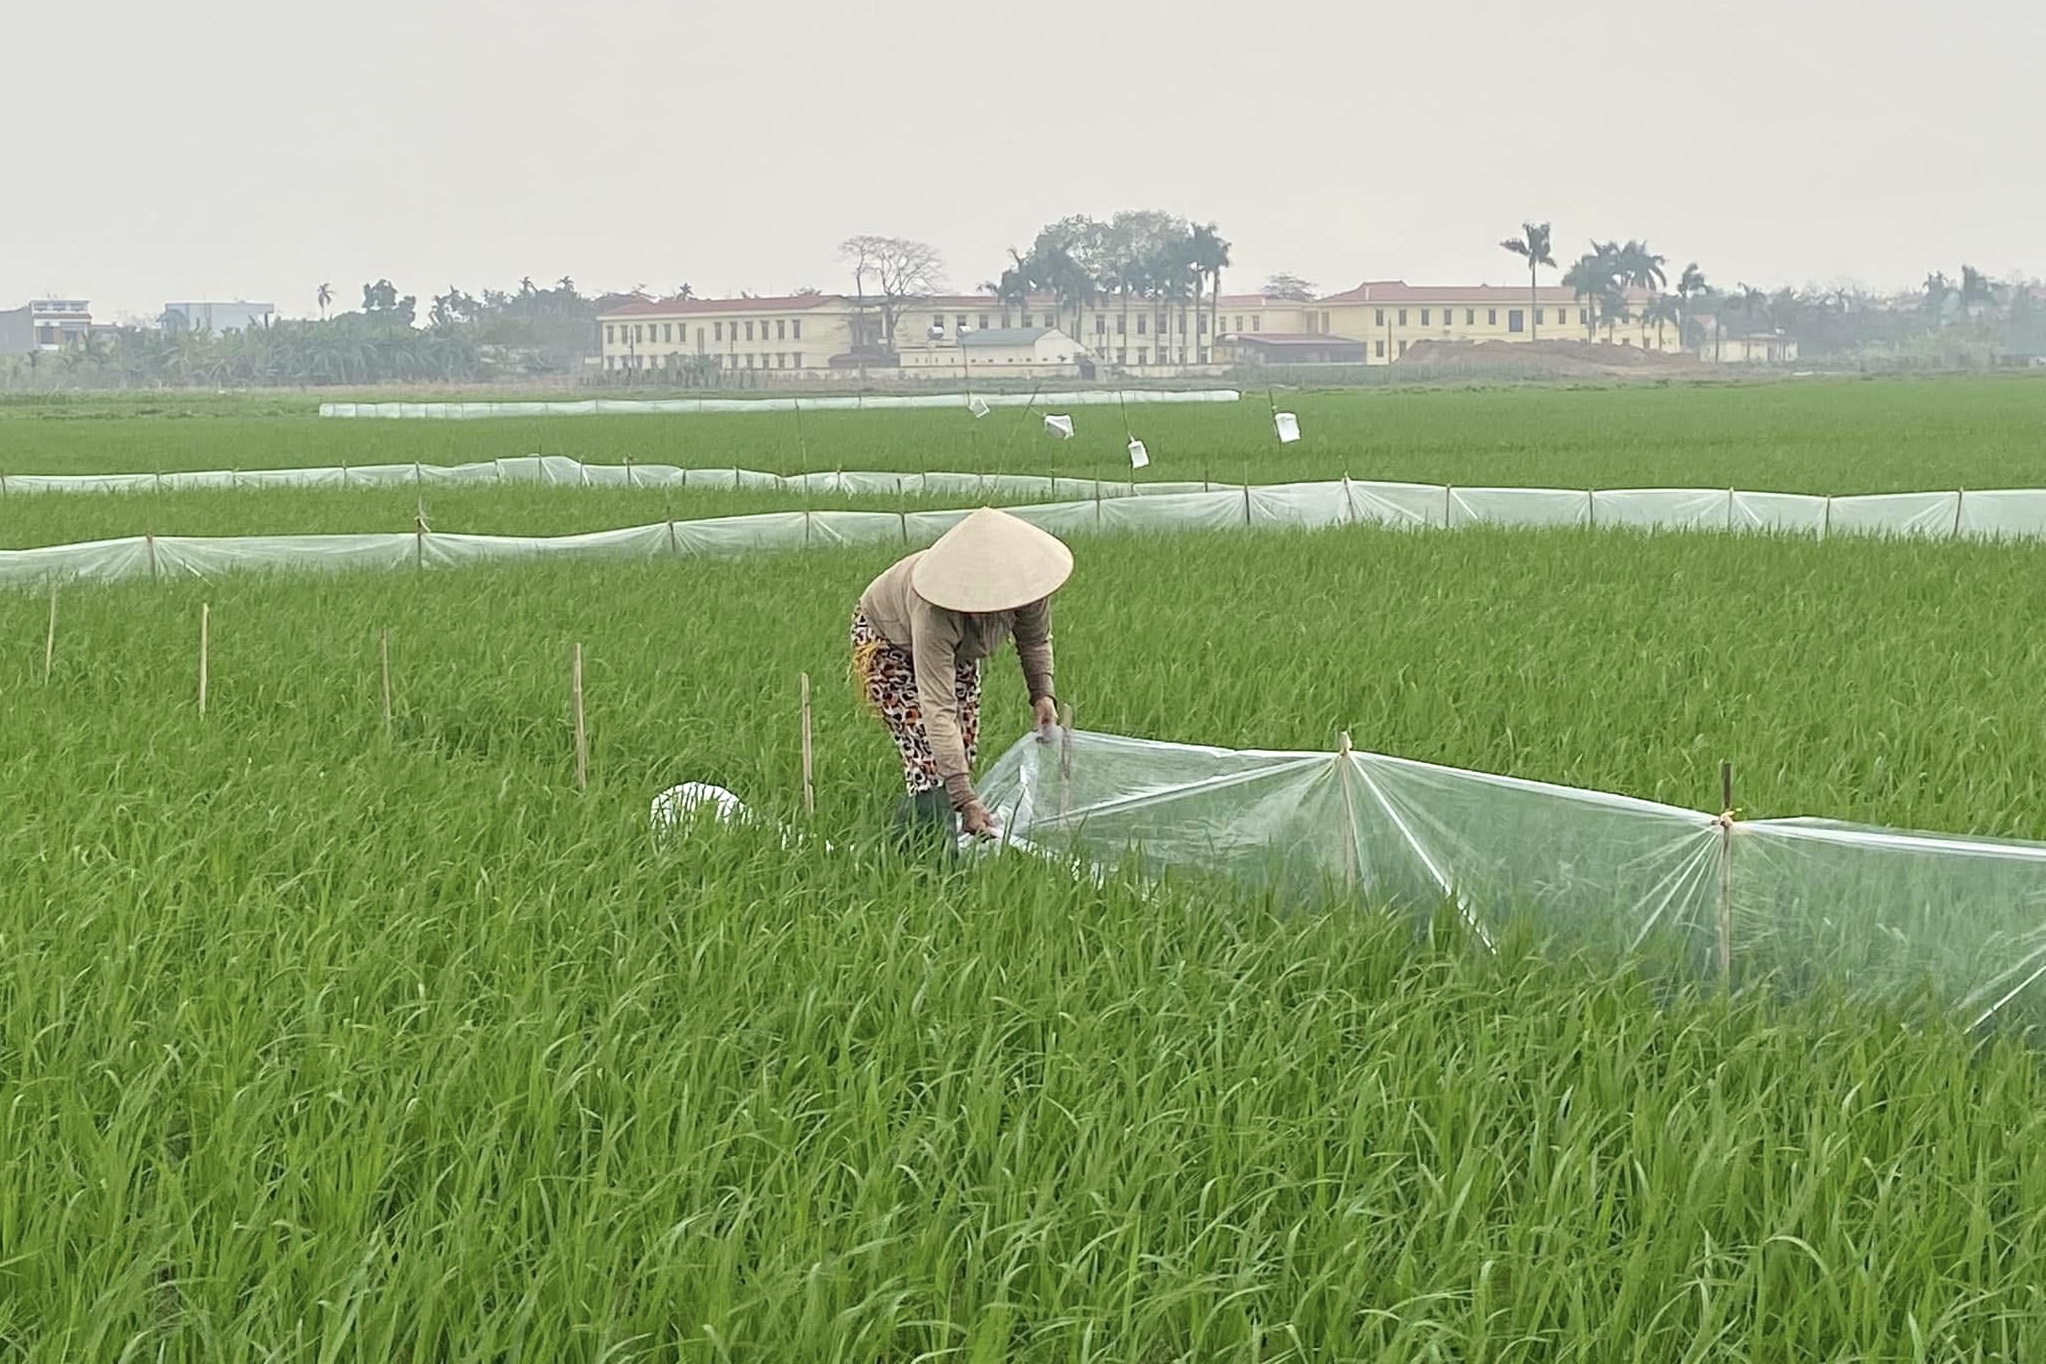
xmin=1336 ymin=732 xmax=1360 ymax=892
xmin=198 ymin=603 xmax=211 ymax=717
xmin=43 ymin=582 xmax=56 ymax=685
xmin=572 ymin=643 xmax=587 ymax=791
xmin=800 ymin=672 xmax=815 ymax=818
xmin=380 ymin=628 xmax=393 ymax=733
xmin=1718 ymin=760 xmax=1735 ymax=994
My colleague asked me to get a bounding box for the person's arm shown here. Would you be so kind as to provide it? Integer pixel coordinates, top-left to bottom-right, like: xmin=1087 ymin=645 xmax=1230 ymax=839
xmin=1013 ymin=599 xmax=1056 ymax=709
xmin=910 ymin=610 xmax=977 ymax=809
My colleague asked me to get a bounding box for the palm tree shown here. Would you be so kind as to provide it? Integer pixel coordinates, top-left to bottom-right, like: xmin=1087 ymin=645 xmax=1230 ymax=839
xmin=1643 ymin=295 xmax=1681 ymax=350
xmin=1500 ymin=222 xmax=1556 ymax=340
xmin=1562 ymin=245 xmax=1621 ymax=340
xmin=316 ymin=282 xmax=333 ymax=321
xmin=1188 ymin=222 xmax=1231 ymax=361
xmin=1675 ymin=263 xmax=1713 ymax=356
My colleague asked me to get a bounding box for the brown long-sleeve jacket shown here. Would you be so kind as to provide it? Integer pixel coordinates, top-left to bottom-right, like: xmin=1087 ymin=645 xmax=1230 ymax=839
xmin=859 ymin=551 xmax=1055 ymax=808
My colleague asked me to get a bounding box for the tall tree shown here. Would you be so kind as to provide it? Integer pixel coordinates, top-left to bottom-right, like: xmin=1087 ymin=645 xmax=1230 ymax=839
xmin=839 ymin=234 xmax=945 ymax=350
xmin=1499 ymin=222 xmax=1556 ymax=340
xmin=1561 ymin=245 xmax=1621 ymax=340
xmin=1675 ymin=263 xmax=1714 ymax=357
xmin=1262 ymin=273 xmax=1316 ymax=301
xmin=316 ymin=282 xmax=333 ymax=321
xmin=1188 ymin=222 xmax=1231 ymax=359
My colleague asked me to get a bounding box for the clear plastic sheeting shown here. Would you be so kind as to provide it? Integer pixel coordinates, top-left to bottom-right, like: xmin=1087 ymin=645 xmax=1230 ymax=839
xmin=315 ymin=390 xmax=1243 ymax=419
xmin=10 ymin=475 xmax=2046 ymax=592
xmin=976 ymin=728 xmax=2046 ymax=1027
xmin=11 ymin=455 xmax=2046 ymax=548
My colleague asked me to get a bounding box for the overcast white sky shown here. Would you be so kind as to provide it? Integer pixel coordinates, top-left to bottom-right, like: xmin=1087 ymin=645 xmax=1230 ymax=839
xmin=9 ymin=0 xmax=2039 ymax=321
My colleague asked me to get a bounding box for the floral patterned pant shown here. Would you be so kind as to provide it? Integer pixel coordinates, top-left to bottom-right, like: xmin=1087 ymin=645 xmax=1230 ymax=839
xmin=850 ymin=608 xmax=980 ymax=797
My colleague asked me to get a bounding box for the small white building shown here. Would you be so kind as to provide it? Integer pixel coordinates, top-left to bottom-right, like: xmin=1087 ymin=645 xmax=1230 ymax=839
xmin=897 ymin=325 xmax=1088 ymax=379
xmin=1695 ymin=324 xmax=1799 ymax=365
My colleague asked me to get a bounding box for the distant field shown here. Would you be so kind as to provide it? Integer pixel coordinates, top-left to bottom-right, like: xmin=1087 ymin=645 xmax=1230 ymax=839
xmin=1 ymin=373 xmax=2042 ymax=492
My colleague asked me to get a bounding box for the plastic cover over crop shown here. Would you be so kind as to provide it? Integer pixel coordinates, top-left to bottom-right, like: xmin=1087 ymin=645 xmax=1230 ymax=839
xmin=977 ymin=729 xmax=2046 ymax=1028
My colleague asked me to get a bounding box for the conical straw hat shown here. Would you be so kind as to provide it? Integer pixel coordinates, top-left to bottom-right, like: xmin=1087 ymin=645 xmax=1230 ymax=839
xmin=911 ymin=507 xmax=1074 ymax=614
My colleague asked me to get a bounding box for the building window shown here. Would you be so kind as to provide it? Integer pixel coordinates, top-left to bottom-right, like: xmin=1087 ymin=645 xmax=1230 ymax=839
xmin=979 ymin=314 xmax=990 ymax=329
xmin=661 ymin=323 xmax=670 ymax=342
xmin=1375 ymin=340 xmax=1386 ymax=358
xmin=773 ymin=320 xmax=783 ymax=340
xmin=1375 ymin=309 xmax=1385 ymax=327
xmin=1487 ymin=309 xmax=1497 ymax=325
xmin=1116 ymin=316 xmax=1126 ymax=335
xmin=1398 ymin=340 xmax=1408 ymax=356
xmin=697 ymin=327 xmax=707 ymax=346
xmin=1197 ymin=314 xmax=1208 ymax=333
xmin=605 ymin=355 xmax=614 ymax=370
xmin=932 ymin=313 xmax=945 ymax=332
xmin=1421 ymin=309 xmax=1431 ymax=326
xmin=742 ymin=321 xmax=754 ymax=341
xmin=633 ymin=325 xmax=642 ymax=343
xmin=714 ymin=322 xmax=724 ymax=341
xmin=1174 ymin=315 xmax=1184 ymax=335
xmin=1116 ymin=348 xmax=1127 ymax=364
xmin=605 ymin=325 xmax=615 ymax=344
xmin=1096 ymin=316 xmax=1107 ymax=335
xmin=1136 ymin=315 xmax=1147 ymax=334
xmin=1466 ymin=309 xmax=1475 ymax=325
xmin=1536 ymin=309 xmax=1545 ymax=326
xmin=1398 ymin=309 xmax=1408 ymax=326
xmin=1251 ymin=315 xmax=1261 ymax=332
xmin=1508 ymin=309 xmax=1525 ymax=333
xmin=793 ymin=352 xmax=803 ymax=368
xmin=1233 ymin=315 xmax=1244 ymax=332
xmin=1137 ymin=348 xmax=1149 ymax=365
xmin=955 ymin=315 xmax=966 ymax=332
xmin=1579 ymin=308 xmax=1589 ymax=325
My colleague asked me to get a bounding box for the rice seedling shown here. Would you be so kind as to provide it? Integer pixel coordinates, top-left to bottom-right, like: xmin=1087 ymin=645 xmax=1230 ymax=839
xmin=5 ymin=378 xmax=2046 ymax=1357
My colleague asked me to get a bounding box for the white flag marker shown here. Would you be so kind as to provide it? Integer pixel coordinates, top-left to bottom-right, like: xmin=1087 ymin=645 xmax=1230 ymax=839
xmin=1127 ymin=438 xmax=1150 ymax=470
xmin=1275 ymin=411 xmax=1301 ymax=444
xmin=968 ymin=396 xmax=991 ymax=418
xmin=1044 ymin=414 xmax=1074 ymax=439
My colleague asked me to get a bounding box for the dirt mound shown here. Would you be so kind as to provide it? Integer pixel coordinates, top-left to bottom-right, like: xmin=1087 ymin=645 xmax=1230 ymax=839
xmin=1398 ymin=338 xmax=1710 ymax=380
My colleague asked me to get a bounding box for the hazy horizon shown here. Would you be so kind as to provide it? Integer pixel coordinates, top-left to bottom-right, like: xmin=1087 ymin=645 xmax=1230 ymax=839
xmin=10 ymin=0 xmax=2039 ymax=323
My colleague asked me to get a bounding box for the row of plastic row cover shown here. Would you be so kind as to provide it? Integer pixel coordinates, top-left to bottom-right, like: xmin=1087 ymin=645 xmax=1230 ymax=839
xmin=13 ymin=480 xmax=2046 ymax=590
xmin=977 ymin=729 xmax=2046 ymax=1029
xmin=8 ymin=456 xmax=2044 ymax=541
xmin=314 ymin=389 xmax=1243 ymax=419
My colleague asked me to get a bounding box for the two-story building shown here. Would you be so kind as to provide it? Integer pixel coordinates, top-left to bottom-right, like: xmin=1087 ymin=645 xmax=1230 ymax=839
xmin=595 ymin=277 xmax=1683 ymax=377
xmin=0 ymin=299 xmax=92 ymax=354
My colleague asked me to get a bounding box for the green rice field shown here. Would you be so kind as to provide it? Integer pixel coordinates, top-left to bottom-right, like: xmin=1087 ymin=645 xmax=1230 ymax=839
xmin=5 ymin=375 xmax=2046 ymax=1359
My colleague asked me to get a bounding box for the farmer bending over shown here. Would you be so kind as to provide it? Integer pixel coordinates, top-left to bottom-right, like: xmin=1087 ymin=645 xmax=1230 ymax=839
xmin=851 ymin=507 xmax=1070 ymax=839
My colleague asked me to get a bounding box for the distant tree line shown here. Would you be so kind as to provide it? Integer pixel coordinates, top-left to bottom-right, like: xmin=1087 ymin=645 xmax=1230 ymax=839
xmin=4 ymin=222 xmax=2039 ymax=391
xmin=1500 ymin=220 xmax=2043 ymax=362
xmin=0 ymin=277 xmax=646 ymax=390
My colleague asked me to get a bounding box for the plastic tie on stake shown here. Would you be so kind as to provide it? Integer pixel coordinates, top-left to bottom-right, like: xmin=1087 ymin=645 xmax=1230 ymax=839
xmin=1127 ymin=438 xmax=1150 ymax=470
xmin=968 ymin=396 xmax=991 ymax=419
xmin=1274 ymin=411 xmax=1301 ymax=444
xmin=1044 ymin=414 xmax=1074 ymax=440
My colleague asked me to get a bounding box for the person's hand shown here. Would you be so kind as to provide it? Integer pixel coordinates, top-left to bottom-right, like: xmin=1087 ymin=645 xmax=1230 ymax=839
xmin=961 ymin=800 xmax=999 ymax=839
xmin=1032 ymin=696 xmax=1059 ymax=732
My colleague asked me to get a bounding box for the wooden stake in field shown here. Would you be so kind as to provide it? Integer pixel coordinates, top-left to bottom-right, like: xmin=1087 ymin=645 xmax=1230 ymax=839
xmin=43 ymin=582 xmax=57 ymax=685
xmin=380 ymin=628 xmax=393 ymax=734
xmin=799 ymin=672 xmax=815 ymax=818
xmin=1336 ymin=731 xmax=1359 ymax=893
xmin=198 ymin=603 xmax=211 ymax=717
xmin=1718 ymin=760 xmax=1735 ymax=994
xmin=571 ymin=643 xmax=588 ymax=791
